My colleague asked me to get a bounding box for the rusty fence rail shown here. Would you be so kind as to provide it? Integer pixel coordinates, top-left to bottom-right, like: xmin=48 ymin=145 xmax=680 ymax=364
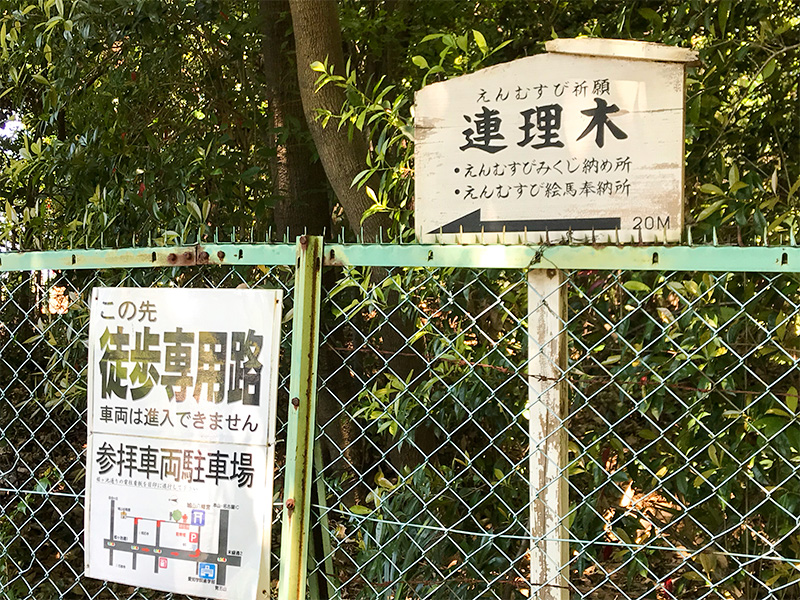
xmin=3 ymin=240 xmax=800 ymax=599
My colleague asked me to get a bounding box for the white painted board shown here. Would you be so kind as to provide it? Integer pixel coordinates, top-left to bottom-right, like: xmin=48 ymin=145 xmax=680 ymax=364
xmin=415 ymin=45 xmax=690 ymax=244
xmin=85 ymin=433 xmax=268 ymax=598
xmin=85 ymin=287 xmax=283 ymax=600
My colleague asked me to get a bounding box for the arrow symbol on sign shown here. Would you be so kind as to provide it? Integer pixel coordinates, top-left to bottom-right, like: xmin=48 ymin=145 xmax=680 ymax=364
xmin=429 ymin=209 xmax=621 ymax=234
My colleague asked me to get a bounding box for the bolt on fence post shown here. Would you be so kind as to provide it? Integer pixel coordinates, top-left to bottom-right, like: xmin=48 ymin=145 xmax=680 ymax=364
xmin=278 ymin=235 xmax=323 ymax=600
xmin=528 ymin=268 xmax=569 ymax=600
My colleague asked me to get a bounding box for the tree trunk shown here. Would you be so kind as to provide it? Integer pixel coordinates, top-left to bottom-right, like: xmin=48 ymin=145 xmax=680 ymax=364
xmin=260 ymin=0 xmax=331 ymax=240
xmin=288 ymin=0 xmax=390 ymax=242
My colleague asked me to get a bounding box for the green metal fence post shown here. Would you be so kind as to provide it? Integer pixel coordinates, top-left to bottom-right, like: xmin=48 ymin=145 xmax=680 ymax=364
xmin=278 ymin=235 xmax=323 ymax=600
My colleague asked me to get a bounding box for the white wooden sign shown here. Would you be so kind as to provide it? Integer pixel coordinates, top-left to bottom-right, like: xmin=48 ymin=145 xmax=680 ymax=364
xmin=415 ymin=38 xmax=698 ymax=244
xmin=84 ymin=287 xmax=283 ymax=600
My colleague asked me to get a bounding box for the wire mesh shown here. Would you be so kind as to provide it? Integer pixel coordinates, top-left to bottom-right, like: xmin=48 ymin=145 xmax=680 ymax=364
xmin=0 ymin=264 xmax=295 ymax=599
xmin=311 ymin=266 xmax=800 ymax=600
xmin=3 ymin=251 xmax=800 ymax=600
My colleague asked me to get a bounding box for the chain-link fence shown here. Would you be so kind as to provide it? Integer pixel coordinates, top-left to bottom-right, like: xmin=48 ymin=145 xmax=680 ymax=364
xmin=3 ymin=243 xmax=800 ymax=599
xmin=0 ymin=261 xmax=296 ymax=599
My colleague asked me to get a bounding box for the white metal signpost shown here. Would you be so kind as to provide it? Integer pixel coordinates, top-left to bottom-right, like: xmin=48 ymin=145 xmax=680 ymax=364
xmin=415 ymin=38 xmax=697 ymax=599
xmin=85 ymin=287 xmax=283 ymax=600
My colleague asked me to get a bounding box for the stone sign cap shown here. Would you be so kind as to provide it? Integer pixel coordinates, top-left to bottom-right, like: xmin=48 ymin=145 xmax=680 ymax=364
xmin=545 ymin=38 xmax=700 ymax=65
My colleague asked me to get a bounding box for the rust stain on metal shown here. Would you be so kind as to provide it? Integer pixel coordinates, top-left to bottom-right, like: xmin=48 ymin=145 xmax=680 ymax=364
xmin=286 ymin=498 xmax=295 ymax=514
xmin=291 ymin=397 xmax=300 ymax=409
xmin=164 ymin=246 xmax=217 ymax=266
xmin=299 ymin=234 xmax=308 ymax=249
xmin=167 ymin=249 xmax=199 ymax=266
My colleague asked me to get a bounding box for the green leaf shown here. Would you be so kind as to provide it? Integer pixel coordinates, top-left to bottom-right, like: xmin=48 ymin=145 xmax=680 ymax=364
xmin=656 ymin=307 xmax=674 ymax=324
xmin=729 ymin=181 xmax=749 ymax=193
xmin=638 ymin=8 xmax=661 ymax=25
xmin=693 ymin=468 xmax=716 ymax=488
xmin=765 ymin=408 xmax=792 ymax=418
xmin=754 ymin=209 xmax=767 ymax=232
xmin=623 ymin=280 xmax=651 ymax=293
xmin=241 ymin=166 xmax=260 ymax=181
xmin=473 ymin=30 xmax=488 ymax=55
xmin=349 ymin=504 xmax=371 ymax=516
xmin=355 ymin=109 xmax=366 ymax=131
xmin=411 ymin=55 xmax=428 ymax=69
xmin=309 ymin=61 xmax=326 ymax=73
xmin=718 ymin=0 xmax=732 ymax=34
xmin=787 ymin=175 xmax=800 ymax=203
xmin=419 ymin=33 xmax=443 ymax=44
xmin=637 ymin=7 xmax=663 ymax=37
xmin=699 ymin=183 xmax=725 ymax=196
xmin=708 ymin=445 xmax=719 ymax=467
xmin=375 ymin=471 xmax=395 ymax=489
xmin=762 ymin=58 xmax=777 ymax=79
xmin=694 ymin=198 xmax=726 ymax=222
xmin=187 ymin=201 xmax=202 ymax=221
xmin=787 ymin=387 xmax=798 ymax=413
xmin=144 ymin=129 xmax=159 ymax=149
xmin=728 ymin=164 xmax=739 ymax=186
xmin=753 ymin=416 xmax=786 ymax=438
xmin=684 ymin=280 xmax=700 ymax=296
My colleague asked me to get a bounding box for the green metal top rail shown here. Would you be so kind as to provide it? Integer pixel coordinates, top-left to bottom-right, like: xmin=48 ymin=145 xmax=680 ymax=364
xmin=1 ymin=242 xmax=799 ymax=273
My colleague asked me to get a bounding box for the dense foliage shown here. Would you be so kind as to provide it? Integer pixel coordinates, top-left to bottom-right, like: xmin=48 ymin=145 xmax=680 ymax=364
xmin=1 ymin=1 xmax=798 ymax=247
xmin=1 ymin=1 xmax=800 ymax=599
